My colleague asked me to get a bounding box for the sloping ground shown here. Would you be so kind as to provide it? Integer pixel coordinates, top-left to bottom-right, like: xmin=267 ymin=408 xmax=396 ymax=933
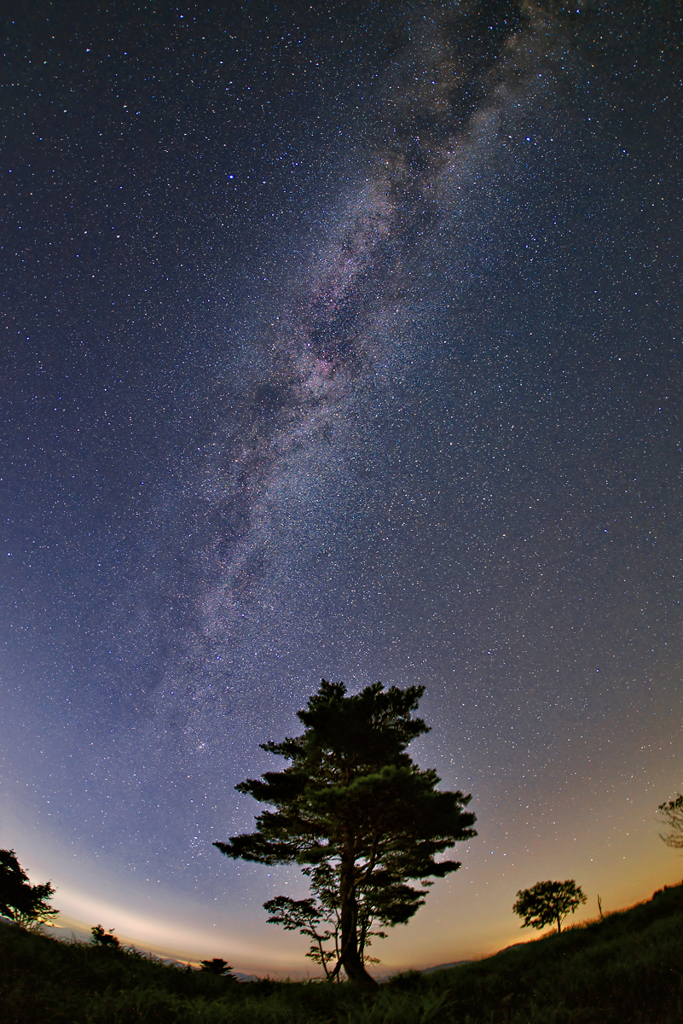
xmin=1 ymin=882 xmax=682 ymax=1023
xmin=413 ymin=880 xmax=683 ymax=1023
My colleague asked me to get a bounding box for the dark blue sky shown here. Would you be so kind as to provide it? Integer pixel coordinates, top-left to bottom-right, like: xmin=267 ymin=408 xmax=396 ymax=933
xmin=1 ymin=0 xmax=682 ymax=972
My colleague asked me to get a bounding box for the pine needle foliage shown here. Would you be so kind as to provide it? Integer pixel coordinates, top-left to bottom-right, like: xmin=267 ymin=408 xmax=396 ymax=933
xmin=215 ymin=680 xmax=476 ymax=988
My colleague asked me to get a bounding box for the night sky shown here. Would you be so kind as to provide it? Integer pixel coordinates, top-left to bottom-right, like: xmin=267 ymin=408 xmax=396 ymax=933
xmin=1 ymin=0 xmax=682 ymax=976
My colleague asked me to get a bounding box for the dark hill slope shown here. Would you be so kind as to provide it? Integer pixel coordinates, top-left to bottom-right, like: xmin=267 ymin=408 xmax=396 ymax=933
xmin=410 ymin=880 xmax=683 ymax=1023
xmin=1 ymin=882 xmax=682 ymax=1023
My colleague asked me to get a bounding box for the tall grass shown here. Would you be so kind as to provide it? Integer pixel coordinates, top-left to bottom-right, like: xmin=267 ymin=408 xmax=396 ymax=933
xmin=2 ymin=882 xmax=683 ymax=1023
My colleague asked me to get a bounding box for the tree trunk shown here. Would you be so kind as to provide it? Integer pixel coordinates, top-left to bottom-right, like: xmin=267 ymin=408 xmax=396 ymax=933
xmin=339 ymin=851 xmax=378 ymax=990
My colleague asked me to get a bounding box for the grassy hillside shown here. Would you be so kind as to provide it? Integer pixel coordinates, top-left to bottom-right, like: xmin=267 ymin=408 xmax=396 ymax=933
xmin=1 ymin=882 xmax=682 ymax=1023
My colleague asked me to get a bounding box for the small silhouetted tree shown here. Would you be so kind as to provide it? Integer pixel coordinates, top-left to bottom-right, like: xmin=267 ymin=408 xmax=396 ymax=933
xmin=215 ymin=680 xmax=476 ymax=989
xmin=264 ymin=895 xmax=340 ymax=979
xmin=91 ymin=924 xmax=121 ymax=948
xmin=657 ymin=794 xmax=683 ymax=849
xmin=199 ymin=958 xmax=234 ymax=977
xmin=0 ymin=849 xmax=58 ymax=930
xmin=513 ymin=880 xmax=587 ymax=934
xmin=263 ymin=860 xmax=385 ymax=979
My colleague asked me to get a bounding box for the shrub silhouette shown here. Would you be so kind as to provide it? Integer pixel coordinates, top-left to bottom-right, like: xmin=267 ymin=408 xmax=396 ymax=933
xmin=199 ymin=957 xmax=234 ymax=976
xmin=91 ymin=924 xmax=121 ymax=948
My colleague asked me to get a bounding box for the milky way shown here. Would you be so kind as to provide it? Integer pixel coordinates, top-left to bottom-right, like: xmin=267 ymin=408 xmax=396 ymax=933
xmin=178 ymin=0 xmax=564 ymax=731
xmin=1 ymin=1 xmax=682 ymax=971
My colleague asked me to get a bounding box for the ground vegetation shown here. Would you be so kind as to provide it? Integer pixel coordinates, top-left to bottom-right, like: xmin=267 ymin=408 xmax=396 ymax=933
xmin=1 ymin=882 xmax=683 ymax=1022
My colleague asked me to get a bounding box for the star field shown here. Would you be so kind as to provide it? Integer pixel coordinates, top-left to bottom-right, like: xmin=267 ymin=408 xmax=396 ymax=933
xmin=1 ymin=0 xmax=682 ymax=973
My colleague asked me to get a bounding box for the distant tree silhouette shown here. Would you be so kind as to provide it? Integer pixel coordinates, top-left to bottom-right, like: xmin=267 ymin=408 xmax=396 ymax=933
xmin=513 ymin=880 xmax=587 ymax=934
xmin=0 ymin=849 xmax=58 ymax=930
xmin=657 ymin=794 xmax=683 ymax=849
xmin=215 ymin=679 xmax=476 ymax=989
xmin=91 ymin=924 xmax=121 ymax=948
xmin=199 ymin=958 xmax=234 ymax=976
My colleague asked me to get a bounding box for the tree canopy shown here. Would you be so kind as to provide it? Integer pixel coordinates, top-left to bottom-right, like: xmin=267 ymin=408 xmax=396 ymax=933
xmin=657 ymin=794 xmax=683 ymax=849
xmin=199 ymin=958 xmax=234 ymax=977
xmin=215 ymin=679 xmax=476 ymax=988
xmin=91 ymin=925 xmax=121 ymax=948
xmin=513 ymin=879 xmax=587 ymax=934
xmin=0 ymin=849 xmax=58 ymax=930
